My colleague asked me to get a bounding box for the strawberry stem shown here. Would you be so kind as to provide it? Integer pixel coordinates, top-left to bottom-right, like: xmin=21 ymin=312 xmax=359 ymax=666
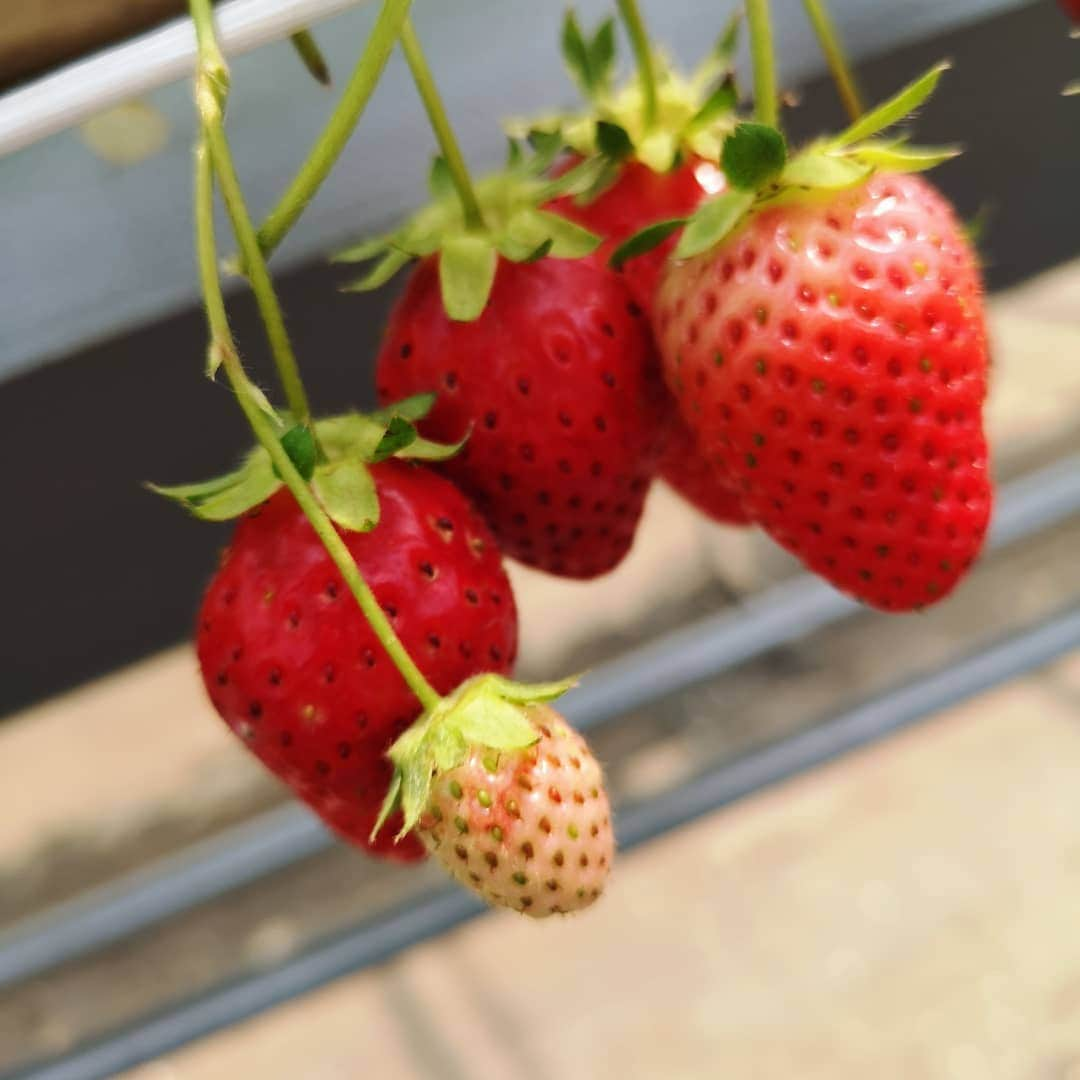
xmin=398 ymin=17 xmax=485 ymax=231
xmin=745 ymin=0 xmax=779 ymax=128
xmin=189 ymin=6 xmax=441 ymax=714
xmin=189 ymin=0 xmax=313 ymax=428
xmin=257 ymin=0 xmax=413 ymax=258
xmin=615 ymin=0 xmax=658 ymax=129
xmin=801 ymin=0 xmax=864 ymax=121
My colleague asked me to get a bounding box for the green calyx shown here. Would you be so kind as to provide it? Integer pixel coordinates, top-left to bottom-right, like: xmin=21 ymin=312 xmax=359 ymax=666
xmin=506 ymin=9 xmax=741 ymax=177
xmin=149 ymin=392 xmax=462 ymax=530
xmin=333 ymin=143 xmax=605 ymax=322
xmin=612 ymin=61 xmax=959 ymax=266
xmin=372 ymin=673 xmax=579 ymax=841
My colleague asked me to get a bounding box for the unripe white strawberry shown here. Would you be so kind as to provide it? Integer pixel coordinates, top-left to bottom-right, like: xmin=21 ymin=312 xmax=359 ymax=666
xmin=419 ymin=706 xmax=613 ymax=916
xmin=373 ymin=674 xmax=615 ymax=917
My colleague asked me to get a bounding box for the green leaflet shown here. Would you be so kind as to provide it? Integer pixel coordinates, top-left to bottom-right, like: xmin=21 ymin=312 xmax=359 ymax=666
xmin=835 ymin=62 xmax=951 ymax=146
xmin=675 ymin=189 xmax=754 ymax=259
xmin=148 ymin=452 xmax=279 ymax=522
xmin=312 ymin=458 xmax=379 ymax=532
xmin=438 ymin=233 xmax=498 ymax=321
xmin=277 ymin=425 xmax=318 ymax=480
xmin=781 ymin=147 xmax=872 ymax=190
xmin=339 ymin=248 xmax=410 ymax=292
xmin=721 ymin=122 xmax=787 ymax=190
xmin=609 ymin=217 xmax=686 ymax=270
xmin=848 ymin=141 xmax=961 ymax=172
xmin=371 ymin=415 xmax=417 ymax=461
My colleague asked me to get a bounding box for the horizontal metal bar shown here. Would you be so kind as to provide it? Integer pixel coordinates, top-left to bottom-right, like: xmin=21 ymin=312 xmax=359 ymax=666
xmin=0 ymin=0 xmax=371 ymax=157
xmin=7 ymin=602 xmax=1078 ymax=1080
xmin=0 ymin=453 xmax=1077 ymax=996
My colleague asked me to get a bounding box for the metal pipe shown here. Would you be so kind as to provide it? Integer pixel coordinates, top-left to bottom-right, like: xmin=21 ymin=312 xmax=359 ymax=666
xmin=0 ymin=454 xmax=1076 ymax=994
xmin=6 ymin=603 xmax=1078 ymax=1080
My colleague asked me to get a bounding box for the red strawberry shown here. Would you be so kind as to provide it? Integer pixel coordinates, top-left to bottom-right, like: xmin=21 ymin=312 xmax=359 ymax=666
xmin=375 ymin=255 xmax=666 ymax=578
xmin=655 ymin=171 xmax=992 ymax=611
xmin=418 ymin=705 xmax=613 ymax=916
xmin=548 ymin=156 xmax=722 ymax=312
xmin=197 ymin=459 xmax=518 ymax=857
xmin=657 ymin=418 xmax=749 ymax=525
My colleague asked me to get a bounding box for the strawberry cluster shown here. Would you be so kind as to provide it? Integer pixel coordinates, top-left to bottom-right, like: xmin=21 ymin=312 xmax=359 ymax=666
xmin=165 ymin=3 xmax=993 ymax=919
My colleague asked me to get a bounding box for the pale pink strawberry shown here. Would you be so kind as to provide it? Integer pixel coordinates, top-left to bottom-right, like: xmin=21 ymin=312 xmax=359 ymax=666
xmin=418 ymin=705 xmax=613 ymax=916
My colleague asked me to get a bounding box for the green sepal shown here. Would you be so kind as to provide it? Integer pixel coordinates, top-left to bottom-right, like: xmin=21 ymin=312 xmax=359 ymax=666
xmin=371 ymin=672 xmax=579 ymax=841
xmin=722 ymin=123 xmax=787 ymax=190
xmin=834 ymin=62 xmax=950 ymax=147
xmin=687 ymin=77 xmax=738 ymax=133
xmin=277 ymin=425 xmax=318 ymax=481
xmin=560 ymin=12 xmax=615 ymax=99
xmin=312 ymin=458 xmax=379 ymax=532
xmin=846 ymin=141 xmax=961 ymax=172
xmin=368 ymin=392 xmax=436 ymax=425
xmin=332 ymin=234 xmax=394 ymax=263
xmin=371 ymin=415 xmax=416 ymax=462
xmin=153 ymin=394 xmax=464 ymax=524
xmin=439 ymin=234 xmax=498 ymax=321
xmin=781 ymin=146 xmax=872 ymax=190
xmin=289 ymin=29 xmax=331 ymax=86
xmin=339 ymin=248 xmax=410 ymax=292
xmin=595 ymin=120 xmax=634 ymax=161
xmin=675 ymin=189 xmax=755 ymax=258
xmin=148 ymin=451 xmax=279 ymax=522
xmin=609 ymin=217 xmax=686 ymax=270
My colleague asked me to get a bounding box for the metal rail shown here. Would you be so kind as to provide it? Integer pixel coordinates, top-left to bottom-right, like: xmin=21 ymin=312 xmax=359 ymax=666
xmin=0 ymin=0 xmax=373 ymax=156
xmin=6 ymin=603 xmax=1078 ymax=1080
xmin=0 ymin=453 xmax=1077 ymax=995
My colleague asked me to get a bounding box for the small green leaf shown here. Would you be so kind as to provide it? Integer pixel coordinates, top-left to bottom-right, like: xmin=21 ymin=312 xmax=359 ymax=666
xmin=369 ymin=392 xmax=437 ymax=424
xmin=527 ymin=128 xmax=564 ymax=172
xmin=340 ymin=248 xmax=411 ymax=292
xmin=484 ymin=674 xmax=580 ymax=703
xmin=675 ymin=189 xmax=755 ymax=258
xmin=454 ymin=698 xmax=541 ymax=752
xmin=721 ymin=123 xmax=787 ymax=190
xmin=528 ymin=210 xmax=601 ymax=258
xmin=404 ymin=431 xmax=468 ymax=461
xmin=834 ymin=62 xmax=950 ymax=146
xmin=782 ymin=148 xmax=872 ymax=189
xmin=149 ymin=453 xmax=280 ymax=522
xmin=541 ymin=153 xmax=611 ymax=200
xmin=596 ymin=120 xmax=634 ymax=160
xmin=371 ymin=416 xmax=417 ymax=461
xmin=312 ymin=459 xmax=379 ymax=532
xmin=370 ymin=768 xmax=402 ymax=840
xmin=278 ymin=425 xmax=318 ymax=480
xmin=610 ymin=218 xmax=686 ymax=270
xmin=687 ymin=77 xmax=737 ymax=132
xmin=332 ymin=235 xmax=391 ymax=263
xmin=561 ymin=11 xmax=593 ymax=95
xmin=428 ymin=156 xmax=454 ymax=201
xmin=588 ymin=18 xmax=616 ymax=92
xmin=848 ymin=141 xmax=961 ymax=172
xmin=438 ymin=234 xmax=498 ymax=321
xmin=505 ymin=137 xmax=523 ymax=170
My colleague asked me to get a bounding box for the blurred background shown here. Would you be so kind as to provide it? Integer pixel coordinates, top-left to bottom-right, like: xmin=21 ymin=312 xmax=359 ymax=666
xmin=1 ymin=1 xmax=1079 ymax=1077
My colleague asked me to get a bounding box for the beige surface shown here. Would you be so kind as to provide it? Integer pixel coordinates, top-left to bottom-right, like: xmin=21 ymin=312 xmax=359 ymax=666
xmin=121 ymin=664 xmax=1080 ymax=1080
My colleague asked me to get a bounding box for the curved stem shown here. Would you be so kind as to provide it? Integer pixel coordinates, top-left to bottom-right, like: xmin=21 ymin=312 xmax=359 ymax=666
xmin=615 ymin=0 xmax=657 ymax=130
xmin=398 ymin=17 xmax=484 ymax=230
xmin=189 ymin=0 xmax=312 ymax=426
xmin=258 ymin=0 xmax=413 ymax=257
xmin=802 ymin=0 xmax=864 ymax=121
xmin=745 ymin=0 xmax=779 ymax=128
xmin=193 ymin=139 xmax=441 ymax=714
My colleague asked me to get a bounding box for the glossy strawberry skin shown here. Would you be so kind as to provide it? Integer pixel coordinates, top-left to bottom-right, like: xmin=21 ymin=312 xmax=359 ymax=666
xmin=375 ymin=256 xmax=667 ymax=579
xmin=658 ymin=419 xmax=749 ymax=525
xmin=655 ymin=173 xmax=992 ymax=611
xmin=197 ymin=459 xmax=518 ymax=860
xmin=548 ymin=157 xmax=747 ymax=526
